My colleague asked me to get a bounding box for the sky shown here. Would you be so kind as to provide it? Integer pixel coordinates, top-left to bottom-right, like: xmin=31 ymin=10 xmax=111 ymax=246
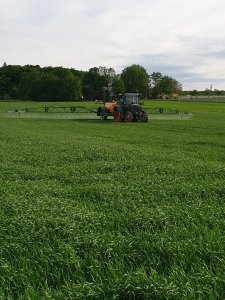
xmin=1 ymin=0 xmax=225 ymax=90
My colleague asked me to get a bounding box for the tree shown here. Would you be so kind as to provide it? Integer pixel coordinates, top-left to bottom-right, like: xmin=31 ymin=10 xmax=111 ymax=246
xmin=121 ymin=64 xmax=149 ymax=97
xmin=98 ymin=66 xmax=116 ymax=83
xmin=172 ymin=79 xmax=182 ymax=97
xmin=19 ymin=67 xmax=42 ymax=99
xmin=150 ymin=72 xmax=182 ymax=98
xmin=0 ymin=64 xmax=24 ymax=99
xmin=27 ymin=71 xmax=82 ymax=101
xmin=112 ymin=76 xmax=125 ymax=96
xmin=98 ymin=67 xmax=117 ymax=100
xmin=0 ymin=75 xmax=9 ymax=99
xmin=158 ymin=75 xmax=175 ymax=97
xmin=150 ymin=72 xmax=163 ymax=98
xmin=82 ymin=67 xmax=110 ymax=100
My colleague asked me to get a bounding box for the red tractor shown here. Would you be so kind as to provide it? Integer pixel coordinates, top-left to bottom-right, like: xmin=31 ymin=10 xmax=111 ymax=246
xmin=97 ymin=93 xmax=148 ymax=122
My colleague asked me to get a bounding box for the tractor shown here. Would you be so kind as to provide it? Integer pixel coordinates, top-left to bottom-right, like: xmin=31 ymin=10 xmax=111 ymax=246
xmin=97 ymin=93 xmax=148 ymax=122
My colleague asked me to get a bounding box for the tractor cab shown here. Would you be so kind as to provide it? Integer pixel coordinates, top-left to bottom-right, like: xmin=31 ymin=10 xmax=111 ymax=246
xmin=119 ymin=93 xmax=140 ymax=105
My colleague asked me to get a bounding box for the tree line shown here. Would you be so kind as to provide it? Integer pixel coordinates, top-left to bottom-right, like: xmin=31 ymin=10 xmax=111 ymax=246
xmin=0 ymin=63 xmax=183 ymax=101
xmin=182 ymin=89 xmax=225 ymax=97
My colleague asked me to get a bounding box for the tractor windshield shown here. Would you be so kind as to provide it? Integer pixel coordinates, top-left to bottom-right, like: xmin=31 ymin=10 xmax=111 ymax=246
xmin=123 ymin=94 xmax=139 ymax=104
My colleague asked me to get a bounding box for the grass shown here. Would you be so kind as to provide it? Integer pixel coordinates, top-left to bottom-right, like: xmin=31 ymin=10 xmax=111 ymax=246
xmin=0 ymin=100 xmax=225 ymax=299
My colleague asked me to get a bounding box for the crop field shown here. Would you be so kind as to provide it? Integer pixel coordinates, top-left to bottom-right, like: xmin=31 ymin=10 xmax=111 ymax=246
xmin=0 ymin=100 xmax=225 ymax=299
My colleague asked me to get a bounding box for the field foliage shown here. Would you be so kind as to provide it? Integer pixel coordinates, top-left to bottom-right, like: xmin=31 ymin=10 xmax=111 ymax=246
xmin=0 ymin=101 xmax=225 ymax=299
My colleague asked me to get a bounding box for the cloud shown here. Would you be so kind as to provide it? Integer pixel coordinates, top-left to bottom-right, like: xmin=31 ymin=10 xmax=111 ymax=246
xmin=1 ymin=0 xmax=225 ymax=90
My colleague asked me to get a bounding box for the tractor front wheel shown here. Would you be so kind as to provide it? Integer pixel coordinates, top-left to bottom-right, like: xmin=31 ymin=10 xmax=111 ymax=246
xmin=140 ymin=112 xmax=148 ymax=122
xmin=100 ymin=107 xmax=108 ymax=120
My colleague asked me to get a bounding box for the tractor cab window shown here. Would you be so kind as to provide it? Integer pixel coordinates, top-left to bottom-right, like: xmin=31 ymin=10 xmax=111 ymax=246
xmin=124 ymin=95 xmax=139 ymax=104
xmin=119 ymin=93 xmax=140 ymax=105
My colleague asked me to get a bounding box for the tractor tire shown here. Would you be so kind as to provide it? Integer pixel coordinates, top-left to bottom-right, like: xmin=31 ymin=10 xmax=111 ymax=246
xmin=97 ymin=107 xmax=101 ymax=116
xmin=100 ymin=107 xmax=108 ymax=120
xmin=125 ymin=111 xmax=133 ymax=122
xmin=114 ymin=111 xmax=121 ymax=122
xmin=140 ymin=112 xmax=148 ymax=122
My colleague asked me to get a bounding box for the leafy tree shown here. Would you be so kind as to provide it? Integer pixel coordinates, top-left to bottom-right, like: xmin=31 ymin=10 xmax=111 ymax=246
xmin=121 ymin=64 xmax=149 ymax=97
xmin=213 ymin=89 xmax=224 ymax=96
xmin=27 ymin=71 xmax=81 ymax=101
xmin=112 ymin=76 xmax=125 ymax=96
xmin=0 ymin=75 xmax=9 ymax=99
xmin=150 ymin=72 xmax=163 ymax=98
xmin=98 ymin=66 xmax=116 ymax=82
xmin=82 ymin=67 xmax=108 ymax=100
xmin=204 ymin=88 xmax=213 ymax=96
xmin=28 ymin=76 xmax=58 ymax=101
xmin=0 ymin=64 xmax=24 ymax=99
xmin=158 ymin=75 xmax=175 ymax=96
xmin=98 ymin=66 xmax=121 ymax=100
xmin=172 ymin=79 xmax=182 ymax=97
xmin=70 ymin=68 xmax=85 ymax=81
xmin=19 ymin=68 xmax=42 ymax=99
xmin=150 ymin=72 xmax=182 ymax=98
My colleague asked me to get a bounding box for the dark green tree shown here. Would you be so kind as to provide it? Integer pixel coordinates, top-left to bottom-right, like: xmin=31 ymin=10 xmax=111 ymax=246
xmin=120 ymin=64 xmax=149 ymax=97
xmin=150 ymin=72 xmax=163 ymax=98
xmin=112 ymin=76 xmax=125 ymax=97
xmin=82 ymin=67 xmax=107 ymax=100
xmin=150 ymin=72 xmax=182 ymax=98
xmin=0 ymin=74 xmax=9 ymax=99
xmin=19 ymin=67 xmax=42 ymax=99
xmin=158 ymin=75 xmax=175 ymax=96
xmin=27 ymin=71 xmax=81 ymax=101
xmin=0 ymin=64 xmax=24 ymax=99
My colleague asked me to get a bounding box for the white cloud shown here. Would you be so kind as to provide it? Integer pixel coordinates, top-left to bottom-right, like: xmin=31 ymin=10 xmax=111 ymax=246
xmin=1 ymin=0 xmax=225 ymax=89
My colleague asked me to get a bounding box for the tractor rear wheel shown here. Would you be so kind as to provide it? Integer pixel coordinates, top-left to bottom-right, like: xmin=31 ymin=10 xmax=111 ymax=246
xmin=114 ymin=111 xmax=121 ymax=122
xmin=125 ymin=111 xmax=133 ymax=122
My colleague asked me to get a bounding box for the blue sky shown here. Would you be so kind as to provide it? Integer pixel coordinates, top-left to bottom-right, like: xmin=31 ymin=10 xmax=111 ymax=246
xmin=1 ymin=0 xmax=225 ymax=90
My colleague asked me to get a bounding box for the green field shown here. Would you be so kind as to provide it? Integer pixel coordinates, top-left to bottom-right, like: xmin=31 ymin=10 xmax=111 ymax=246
xmin=0 ymin=101 xmax=225 ymax=299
